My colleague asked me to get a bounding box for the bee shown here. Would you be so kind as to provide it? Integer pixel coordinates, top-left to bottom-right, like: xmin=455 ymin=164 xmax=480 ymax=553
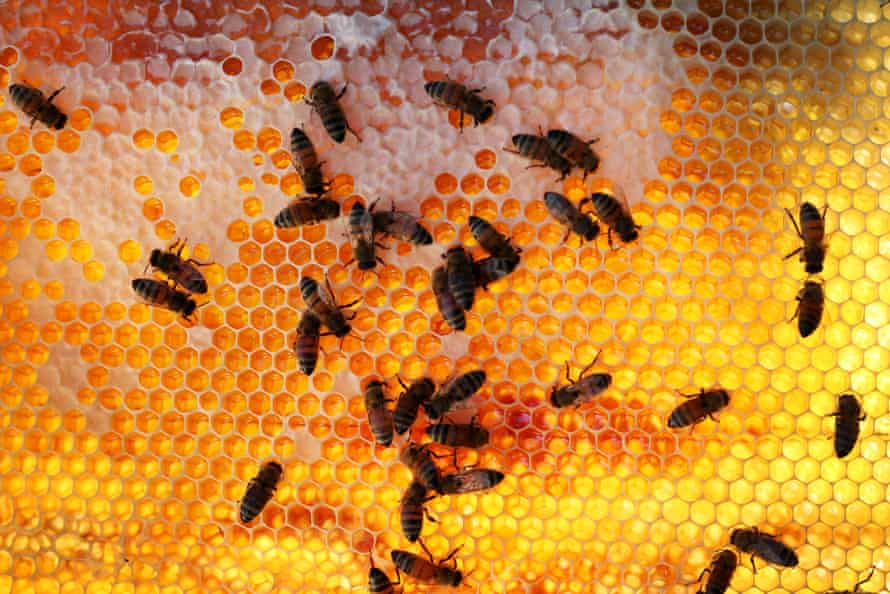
xmin=131 ymin=278 xmax=199 ymax=323
xmin=829 ymin=393 xmax=866 ymax=459
xmin=589 ymin=191 xmax=641 ymax=247
xmin=305 ymin=80 xmax=361 ymax=144
xmin=784 ymin=202 xmax=827 ymax=275
xmin=426 ymin=416 xmax=489 ymax=449
xmin=505 ymin=133 xmax=572 ymax=180
xmin=468 ymin=215 xmax=520 ymax=261
xmin=9 ymin=83 xmax=67 ymax=129
xmin=432 ymin=265 xmax=466 ymax=331
xmin=368 ymin=554 xmax=399 ymax=594
xmin=239 ymin=461 xmax=283 ymax=523
xmin=394 ymin=377 xmax=436 ymax=435
xmin=793 ymin=280 xmax=824 ymax=338
xmin=390 ymin=540 xmax=463 ymax=587
xmin=544 ymin=191 xmax=601 ymax=243
xmin=424 ymin=370 xmax=487 ymax=421
xmin=667 ymin=388 xmax=730 ymax=430
xmin=400 ymin=479 xmax=436 ymax=542
xmin=692 ymin=549 xmax=738 ymax=594
xmin=364 ymin=379 xmax=394 ymax=447
xmin=445 ymin=246 xmax=476 ymax=311
xmin=423 ymin=79 xmax=495 ymax=130
xmin=348 ymin=201 xmax=384 ymax=271
xmin=546 ymin=129 xmax=601 ymax=178
xmin=826 ymin=566 xmax=878 ymax=594
xmin=472 ymin=256 xmax=519 ymax=289
xmin=300 ymin=276 xmax=359 ymax=338
xmin=400 ymin=443 xmax=442 ymax=492
xmin=293 ymin=311 xmax=323 ymax=375
xmin=730 ymin=527 xmax=799 ymax=571
xmin=290 ymin=127 xmax=329 ymax=198
xmin=550 ymin=353 xmax=612 ymax=409
xmin=439 ymin=468 xmax=504 ymax=494
xmin=371 ymin=200 xmax=433 ymax=246
xmin=147 ymin=238 xmax=210 ymax=294
xmin=274 ymin=198 xmax=340 ymax=228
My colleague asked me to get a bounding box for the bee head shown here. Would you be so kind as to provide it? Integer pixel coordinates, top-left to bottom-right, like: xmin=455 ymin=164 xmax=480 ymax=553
xmin=620 ymin=226 xmax=640 ymax=244
xmin=476 ymin=102 xmax=494 ymax=124
xmin=728 ymin=529 xmax=744 ymax=547
xmin=423 ymin=81 xmax=436 ymax=95
xmin=181 ymin=297 xmax=197 ymax=318
xmin=53 ymin=114 xmax=68 ymax=130
xmin=448 ymin=571 xmax=463 ymax=587
xmin=582 ymin=222 xmax=601 ymax=242
xmin=299 ymin=277 xmax=318 ymax=300
xmin=149 ymin=249 xmax=163 ymax=267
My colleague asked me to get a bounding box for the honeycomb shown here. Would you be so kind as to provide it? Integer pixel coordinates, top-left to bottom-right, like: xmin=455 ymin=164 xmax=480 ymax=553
xmin=0 ymin=1 xmax=889 ymax=593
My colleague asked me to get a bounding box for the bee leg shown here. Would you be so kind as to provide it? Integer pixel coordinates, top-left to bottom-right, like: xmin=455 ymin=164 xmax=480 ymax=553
xmin=577 ymin=351 xmax=601 ymax=380
xmin=418 ymin=538 xmax=436 ymax=563
xmin=397 ymin=376 xmax=408 ymax=390
xmin=749 ymin=555 xmax=757 ymax=574
xmin=586 ymin=137 xmax=600 ymax=145
xmin=346 ymin=124 xmax=362 ymax=142
xmin=607 ymin=229 xmax=615 ymax=249
xmin=854 ymin=566 xmax=876 ymax=590
xmin=441 ymin=544 xmax=463 ymax=565
xmin=468 ymin=87 xmax=486 ymax=94
xmin=784 ymin=208 xmax=804 ymax=240
xmin=46 ymin=86 xmax=66 ymax=102
xmin=502 ymin=147 xmax=520 ymax=155
xmin=561 ymin=228 xmax=571 ymax=244
xmin=564 ymin=362 xmax=575 ymax=385
xmin=458 ymin=108 xmax=466 ymax=131
xmin=29 ymin=115 xmax=38 ymax=128
xmin=685 ymin=566 xmax=710 ymax=586
xmin=783 ymin=247 xmax=803 ymax=261
xmin=336 ymin=83 xmax=348 ymax=100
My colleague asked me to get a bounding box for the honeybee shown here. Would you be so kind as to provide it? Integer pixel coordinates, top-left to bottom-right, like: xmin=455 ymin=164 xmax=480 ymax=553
xmin=730 ymin=527 xmax=799 ymax=571
xmin=390 ymin=541 xmax=463 ymax=587
xmin=505 ymin=133 xmax=572 ymax=180
xmin=829 ymin=393 xmax=866 ymax=459
xmin=549 ymin=354 xmax=612 ymax=409
xmin=290 ymin=127 xmax=329 ymax=198
xmin=293 ymin=311 xmax=323 ymax=375
xmin=372 ymin=200 xmax=433 ymax=246
xmin=364 ymin=379 xmax=395 ymax=447
xmin=9 ymin=83 xmax=67 ymax=129
xmin=306 ymin=80 xmax=361 ymax=144
xmin=348 ymin=201 xmax=384 ymax=271
xmin=692 ymin=549 xmax=738 ymax=594
xmin=439 ymin=468 xmax=504 ymax=495
xmin=546 ymin=129 xmax=601 ymax=178
xmin=444 ymin=246 xmax=476 ymax=311
xmin=147 ymin=239 xmax=210 ymax=294
xmin=793 ymin=280 xmax=824 ymax=338
xmin=432 ymin=265 xmax=466 ymax=331
xmin=424 ymin=370 xmax=487 ymax=421
xmin=131 ymin=278 xmax=199 ymax=323
xmin=426 ymin=416 xmax=489 ymax=449
xmin=472 ymin=256 xmax=519 ymax=289
xmin=826 ymin=566 xmax=877 ymax=594
xmin=423 ymin=79 xmax=495 ymax=130
xmin=589 ymin=191 xmax=641 ymax=247
xmin=300 ymin=276 xmax=359 ymax=338
xmin=667 ymin=388 xmax=730 ymax=430
xmin=368 ymin=554 xmax=399 ymax=594
xmin=394 ymin=377 xmax=436 ymax=435
xmin=544 ymin=191 xmax=600 ymax=243
xmin=468 ymin=215 xmax=519 ymax=261
xmin=239 ymin=461 xmax=283 ymax=523
xmin=784 ymin=202 xmax=826 ymax=275
xmin=400 ymin=443 xmax=442 ymax=492
xmin=274 ymin=198 xmax=340 ymax=228
xmin=400 ymin=479 xmax=436 ymax=542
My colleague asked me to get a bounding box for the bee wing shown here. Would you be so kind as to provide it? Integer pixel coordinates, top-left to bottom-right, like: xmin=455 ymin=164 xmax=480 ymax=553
xmin=441 ymin=470 xmax=491 ymax=493
xmin=613 ymin=185 xmax=633 ymax=216
xmin=359 ymin=207 xmax=375 ymax=243
xmin=316 ymin=279 xmax=339 ymax=310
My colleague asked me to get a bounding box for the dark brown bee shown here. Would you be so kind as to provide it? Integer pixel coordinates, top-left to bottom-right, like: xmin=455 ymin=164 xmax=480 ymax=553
xmin=829 ymin=393 xmax=866 ymax=459
xmin=293 ymin=311 xmax=323 ymax=375
xmin=290 ymin=127 xmax=328 ymax=198
xmin=400 ymin=443 xmax=442 ymax=492
xmin=730 ymin=527 xmax=799 ymax=571
xmin=394 ymin=377 xmax=436 ymax=435
xmin=826 ymin=566 xmax=877 ymax=594
xmin=274 ymin=198 xmax=340 ymax=228
xmin=390 ymin=541 xmax=463 ymax=587
xmin=371 ymin=200 xmax=433 ymax=246
xmin=426 ymin=416 xmax=489 ymax=449
xmin=305 ymin=80 xmax=361 ymax=144
xmin=299 ymin=276 xmax=358 ymax=338
xmin=239 ymin=461 xmax=283 ymax=523
xmin=473 ymin=256 xmax=519 ymax=289
xmin=439 ymin=468 xmax=504 ymax=494
xmin=784 ymin=202 xmax=826 ymax=275
xmin=505 ymin=134 xmax=572 ymax=180
xmin=445 ymin=246 xmax=476 ymax=311
xmin=131 ymin=278 xmax=198 ymax=323
xmin=468 ymin=215 xmax=520 ymax=261
xmin=432 ymin=265 xmax=466 ymax=331
xmin=364 ymin=379 xmax=394 ymax=447
xmin=667 ymin=388 xmax=730 ymax=430
xmin=147 ymin=239 xmax=210 ymax=294
xmin=9 ymin=83 xmax=67 ymax=129
xmin=348 ymin=202 xmax=384 ymax=271
xmin=550 ymin=354 xmax=612 ymax=409
xmin=546 ymin=129 xmax=601 ymax=178
xmin=400 ymin=479 xmax=436 ymax=542
xmin=423 ymin=80 xmax=495 ymax=130
xmin=368 ymin=554 xmax=399 ymax=594
xmin=589 ymin=191 xmax=641 ymax=247
xmin=424 ymin=370 xmax=487 ymax=421
xmin=793 ymin=280 xmax=824 ymax=338
xmin=544 ymin=191 xmax=600 ymax=243
xmin=692 ymin=549 xmax=738 ymax=594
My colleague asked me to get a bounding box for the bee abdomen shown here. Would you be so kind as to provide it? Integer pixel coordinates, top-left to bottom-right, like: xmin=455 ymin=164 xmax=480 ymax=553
xmin=368 ymin=408 xmax=394 ymax=446
xmin=424 ymin=80 xmax=461 ymax=107
xmin=761 ymin=541 xmax=799 ymax=567
xmin=667 ymin=401 xmax=699 ymax=428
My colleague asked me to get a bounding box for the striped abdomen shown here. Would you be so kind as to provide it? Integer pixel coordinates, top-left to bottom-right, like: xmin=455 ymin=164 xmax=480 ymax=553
xmin=9 ymin=84 xmax=67 ymax=129
xmin=424 ymin=80 xmax=494 ymax=127
xmin=473 ymin=256 xmax=519 ymax=288
xmin=701 ymin=549 xmax=737 ymax=594
xmin=424 ymin=370 xmax=486 ymax=420
xmin=393 ymin=378 xmax=435 ymax=435
xmin=309 ymin=81 xmax=350 ymax=143
xmin=730 ymin=529 xmax=798 ymax=567
xmin=445 ymin=247 xmax=475 ymax=310
xmin=432 ymin=265 xmax=466 ymax=331
xmin=439 ymin=469 xmax=504 ymax=494
xmin=796 ymin=281 xmax=823 ymax=338
xmin=545 ymin=191 xmax=600 ymax=242
xmin=546 ymin=129 xmax=600 ymax=176
xmin=399 ymin=480 xmax=430 ymax=542
xmin=274 ymin=198 xmax=340 ymax=227
xmin=239 ymin=461 xmax=283 ymax=523
xmin=833 ymin=394 xmax=862 ymax=458
xmin=294 ymin=312 xmax=321 ymax=375
xmin=426 ymin=422 xmax=489 ymax=448
xmin=468 ymin=215 xmax=517 ymax=260
xmin=390 ymin=550 xmax=462 ymax=586
xmin=368 ymin=567 xmax=395 ymax=594
xmin=290 ymin=127 xmax=320 ymax=170
xmin=590 ymin=192 xmax=639 ymax=244
xmin=400 ymin=444 xmax=441 ymax=492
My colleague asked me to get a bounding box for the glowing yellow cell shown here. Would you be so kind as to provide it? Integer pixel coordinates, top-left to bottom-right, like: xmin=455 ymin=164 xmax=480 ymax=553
xmin=311 ymin=35 xmax=335 ymax=60
xmin=233 ymin=129 xmax=255 ymax=151
xmin=83 ymin=260 xmax=104 ymax=282
xmin=117 ymin=239 xmax=141 ymax=264
xmin=0 ymin=153 xmax=13 ymax=172
xmin=132 ymin=128 xmax=154 ymax=149
xmin=57 ymin=129 xmax=79 ymax=152
xmin=179 ymin=175 xmax=201 ymax=198
xmin=0 ymin=111 xmax=14 ymax=134
xmin=257 ymin=127 xmax=282 ymax=154
xmin=156 ymin=129 xmax=179 ymax=153
xmin=44 ymin=240 xmax=66 ymax=262
xmin=69 ymin=108 xmax=91 ymax=131
xmin=134 ymin=175 xmax=153 ymax=195
xmin=18 ymin=154 xmax=41 ymax=176
xmin=284 ymin=81 xmax=307 ymax=102
xmin=155 ymin=219 xmax=176 ymax=240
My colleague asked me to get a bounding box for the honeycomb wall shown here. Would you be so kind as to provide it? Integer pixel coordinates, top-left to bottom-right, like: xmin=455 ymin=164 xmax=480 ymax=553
xmin=0 ymin=1 xmax=888 ymax=593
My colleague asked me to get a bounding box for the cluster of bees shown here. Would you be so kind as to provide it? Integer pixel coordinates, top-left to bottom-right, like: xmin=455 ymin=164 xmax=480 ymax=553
xmin=4 ymin=69 xmax=874 ymax=593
